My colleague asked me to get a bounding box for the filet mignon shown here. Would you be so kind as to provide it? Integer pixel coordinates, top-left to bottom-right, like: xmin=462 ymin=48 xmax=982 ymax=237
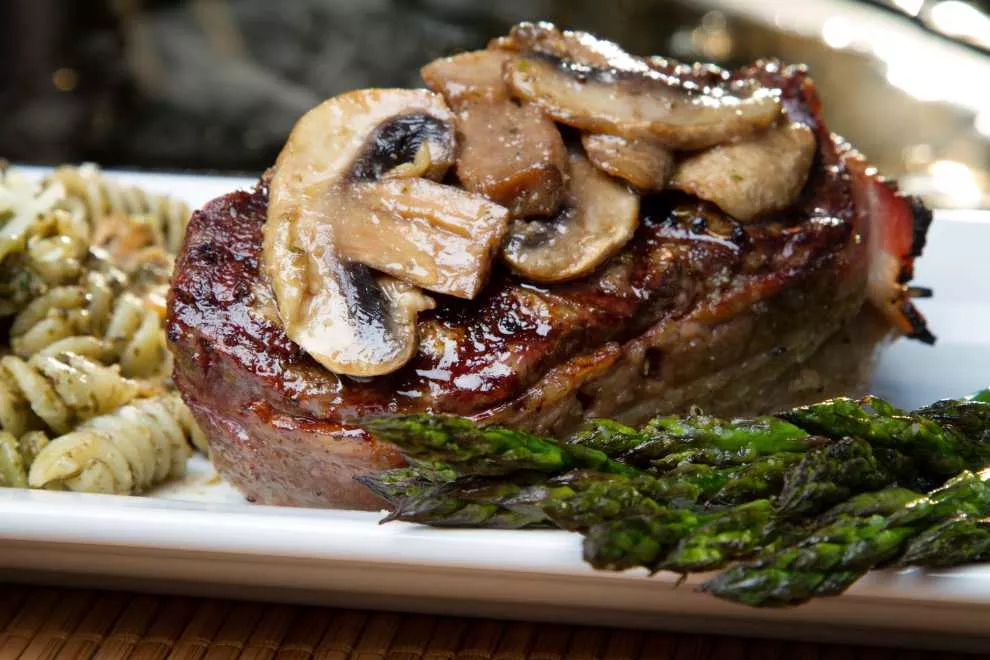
xmin=167 ymin=43 xmax=931 ymax=509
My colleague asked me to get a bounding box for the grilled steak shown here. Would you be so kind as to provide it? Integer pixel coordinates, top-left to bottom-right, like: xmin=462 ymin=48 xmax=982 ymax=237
xmin=167 ymin=31 xmax=931 ymax=509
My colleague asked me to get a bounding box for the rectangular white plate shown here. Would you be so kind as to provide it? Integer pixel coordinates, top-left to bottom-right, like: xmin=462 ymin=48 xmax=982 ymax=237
xmin=2 ymin=170 xmax=989 ymax=652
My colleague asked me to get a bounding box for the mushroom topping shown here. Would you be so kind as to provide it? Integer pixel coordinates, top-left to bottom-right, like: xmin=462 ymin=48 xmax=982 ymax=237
xmin=421 ymin=49 xmax=512 ymax=104
xmin=581 ymin=133 xmax=673 ymax=191
xmin=502 ymin=23 xmax=781 ymax=150
xmin=422 ymin=50 xmax=568 ymax=217
xmin=266 ymin=88 xmax=510 ymax=376
xmin=503 ymin=150 xmax=639 ymax=283
xmin=499 ymin=21 xmax=620 ymax=69
xmin=669 ymin=122 xmax=817 ymax=221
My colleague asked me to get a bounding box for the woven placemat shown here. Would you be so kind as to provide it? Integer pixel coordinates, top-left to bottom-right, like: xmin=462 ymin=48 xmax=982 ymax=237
xmin=0 ymin=584 xmax=981 ymax=660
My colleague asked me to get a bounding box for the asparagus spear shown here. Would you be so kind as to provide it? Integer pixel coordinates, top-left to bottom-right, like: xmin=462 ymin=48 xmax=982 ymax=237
xmin=582 ymin=499 xmax=775 ymax=572
xmin=543 ymin=472 xmax=663 ymax=531
xmin=550 ymin=454 xmax=803 ymax=528
xmin=392 ymin=478 xmax=554 ymax=528
xmin=704 ymin=470 xmax=990 ymax=606
xmin=366 ymin=465 xmax=728 ymax=531
xmin=915 ymin=397 xmax=990 ymax=444
xmin=659 ymin=499 xmax=778 ymax=572
xmin=355 ymin=464 xmax=454 ymax=503
xmin=363 ymin=414 xmax=637 ymax=477
xmin=775 ymin=438 xmax=923 ymax=519
xmin=374 ymin=455 xmax=803 ymax=531
xmin=814 ymin=487 xmax=922 ymax=526
xmin=567 ymin=419 xmax=647 ymax=458
xmin=782 ymin=396 xmax=990 ymax=475
xmin=630 ymin=414 xmax=826 ymax=470
xmin=775 ymin=397 xmax=990 ymax=519
xmin=711 ymin=453 xmax=803 ymax=506
xmin=898 ymin=516 xmax=990 ymax=567
xmin=582 ymin=510 xmax=699 ymax=571
xmin=358 ymin=466 xmax=556 ymax=528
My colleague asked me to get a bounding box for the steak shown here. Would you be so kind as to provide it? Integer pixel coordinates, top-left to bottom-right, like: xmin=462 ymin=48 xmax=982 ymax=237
xmin=167 ymin=57 xmax=931 ymax=509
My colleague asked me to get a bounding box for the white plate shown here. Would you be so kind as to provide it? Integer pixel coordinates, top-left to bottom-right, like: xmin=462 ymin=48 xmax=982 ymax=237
xmin=2 ymin=170 xmax=989 ymax=652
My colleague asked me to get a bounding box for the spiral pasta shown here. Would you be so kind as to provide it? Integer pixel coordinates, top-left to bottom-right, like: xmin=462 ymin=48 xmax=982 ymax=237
xmin=0 ymin=430 xmax=51 ymax=489
xmin=47 ymin=164 xmax=192 ymax=253
xmin=0 ymin=166 xmax=65 ymax=263
xmin=0 ymin=164 xmax=208 ymax=495
xmin=0 ymin=170 xmax=84 ymax=315
xmin=28 ymin=393 xmax=203 ymax=494
xmin=8 ymin=266 xmax=169 ymax=379
xmin=19 ymin=430 xmax=51 ymax=464
xmin=0 ymin=352 xmax=140 ymax=437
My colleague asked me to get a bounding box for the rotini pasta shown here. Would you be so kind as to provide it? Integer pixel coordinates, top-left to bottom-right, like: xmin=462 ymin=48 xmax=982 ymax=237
xmin=26 ymin=206 xmax=90 ymax=279
xmin=46 ymin=164 xmax=192 ymax=253
xmin=28 ymin=393 xmax=203 ymax=494
xmin=0 ymin=166 xmax=64 ymax=263
xmin=0 ymin=430 xmax=52 ymax=489
xmin=103 ymin=291 xmax=170 ymax=379
xmin=0 ymin=163 xmax=208 ymax=495
xmin=19 ymin=430 xmax=50 ymax=464
xmin=8 ymin=266 xmax=169 ymax=379
xmin=0 ymin=170 xmax=83 ymax=315
xmin=0 ymin=352 xmax=139 ymax=436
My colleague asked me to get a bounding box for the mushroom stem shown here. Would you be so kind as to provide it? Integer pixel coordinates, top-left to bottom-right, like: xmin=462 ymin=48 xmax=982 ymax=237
xmin=336 ymin=177 xmax=509 ymax=299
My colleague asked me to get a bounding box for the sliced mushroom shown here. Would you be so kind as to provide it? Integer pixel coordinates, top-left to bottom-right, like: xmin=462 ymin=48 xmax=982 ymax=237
xmin=288 ymin=258 xmax=436 ymax=378
xmin=266 ymin=88 xmax=510 ymax=376
xmin=502 ymin=23 xmax=781 ymax=150
xmin=669 ymin=122 xmax=817 ymax=221
xmin=421 ymin=49 xmax=514 ymax=104
xmin=453 ymin=99 xmax=569 ymax=218
xmin=422 ymin=50 xmax=568 ymax=218
xmin=581 ymin=133 xmax=673 ymax=191
xmin=503 ymin=151 xmax=639 ymax=283
xmin=501 ymin=21 xmax=630 ymax=69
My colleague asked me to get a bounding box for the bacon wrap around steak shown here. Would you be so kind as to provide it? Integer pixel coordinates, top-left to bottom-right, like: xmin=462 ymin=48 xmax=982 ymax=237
xmin=167 ymin=60 xmax=931 ymax=509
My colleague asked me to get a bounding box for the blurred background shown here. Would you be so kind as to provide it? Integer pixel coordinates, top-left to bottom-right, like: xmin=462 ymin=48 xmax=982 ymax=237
xmin=1 ymin=0 xmax=988 ymax=208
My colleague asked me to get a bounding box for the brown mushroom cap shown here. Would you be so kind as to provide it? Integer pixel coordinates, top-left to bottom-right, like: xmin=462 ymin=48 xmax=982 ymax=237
xmin=502 ymin=23 xmax=781 ymax=150
xmin=265 ymin=88 xmax=509 ymax=377
xmin=503 ymin=150 xmax=639 ymax=283
xmin=670 ymin=122 xmax=817 ymax=221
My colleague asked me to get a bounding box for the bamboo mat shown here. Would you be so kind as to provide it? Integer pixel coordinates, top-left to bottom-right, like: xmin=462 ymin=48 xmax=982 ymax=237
xmin=0 ymin=584 xmax=983 ymax=660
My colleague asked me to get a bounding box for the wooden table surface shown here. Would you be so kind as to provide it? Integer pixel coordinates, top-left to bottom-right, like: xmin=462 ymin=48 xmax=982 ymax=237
xmin=0 ymin=584 xmax=984 ymax=660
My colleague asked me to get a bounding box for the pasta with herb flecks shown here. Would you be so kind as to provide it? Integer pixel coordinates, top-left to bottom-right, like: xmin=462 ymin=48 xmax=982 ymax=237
xmin=28 ymin=393 xmax=202 ymax=494
xmin=0 ymin=163 xmax=207 ymax=494
xmin=46 ymin=163 xmax=192 ymax=253
xmin=9 ymin=270 xmax=170 ymax=380
xmin=0 ymin=352 xmax=140 ymax=436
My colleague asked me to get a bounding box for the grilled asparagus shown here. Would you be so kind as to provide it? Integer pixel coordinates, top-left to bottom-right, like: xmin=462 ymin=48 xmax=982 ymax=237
xmin=704 ymin=471 xmax=990 ymax=606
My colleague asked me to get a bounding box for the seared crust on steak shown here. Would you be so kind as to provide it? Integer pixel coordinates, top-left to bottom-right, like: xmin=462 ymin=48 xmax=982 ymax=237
xmin=167 ymin=60 xmax=926 ymax=509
